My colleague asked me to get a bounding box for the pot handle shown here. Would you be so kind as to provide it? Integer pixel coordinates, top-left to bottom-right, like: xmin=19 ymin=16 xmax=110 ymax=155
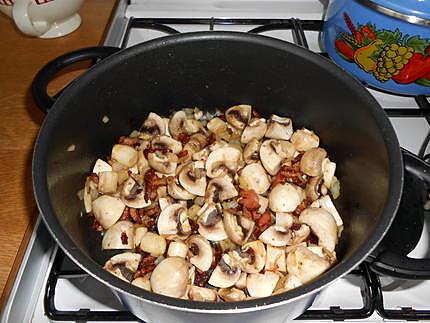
xmin=370 ymin=149 xmax=430 ymax=279
xmin=32 ymin=46 xmax=121 ymax=113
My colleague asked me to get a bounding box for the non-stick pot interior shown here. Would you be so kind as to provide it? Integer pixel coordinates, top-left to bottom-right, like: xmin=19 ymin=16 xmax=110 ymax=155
xmin=35 ymin=32 xmax=401 ymax=306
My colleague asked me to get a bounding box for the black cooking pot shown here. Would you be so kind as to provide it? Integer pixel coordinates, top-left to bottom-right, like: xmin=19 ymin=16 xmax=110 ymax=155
xmin=32 ymin=32 xmax=406 ymax=323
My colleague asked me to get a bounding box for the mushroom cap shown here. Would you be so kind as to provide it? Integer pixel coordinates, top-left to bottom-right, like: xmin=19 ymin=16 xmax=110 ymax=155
xmin=136 ymin=232 xmax=167 ymax=256
xmin=150 ymin=257 xmax=190 ymax=298
xmin=92 ymin=158 xmax=112 ymax=174
xmin=246 ymin=271 xmax=280 ymax=298
xmin=300 ymin=147 xmax=327 ymax=177
xmin=121 ymin=177 xmax=151 ymax=208
xmin=269 ymin=183 xmax=304 ymax=213
xmin=205 ymin=176 xmax=238 ymax=204
xmin=148 ymin=151 xmax=178 ymax=175
xmin=92 ymin=195 xmax=125 ymax=229
xmin=243 ymin=138 xmax=261 ymax=164
xmin=208 ymin=254 xmax=242 ymax=288
xmin=102 ymin=221 xmax=134 ymax=249
xmin=235 ymin=272 xmax=248 ymax=290
xmin=186 ymin=234 xmax=213 ymax=271
xmin=188 ymin=285 xmax=217 ymax=302
xmin=225 ymin=105 xmax=252 ymax=129
xmin=167 ymin=176 xmax=196 ymax=200
xmin=179 ymin=162 xmax=207 ymax=196
xmin=241 ymin=240 xmax=266 ymax=273
xmin=205 ymin=146 xmax=242 ymax=178
xmin=111 ymin=144 xmax=139 ymax=168
xmin=313 ymin=195 xmax=343 ymax=229
xmin=322 ymin=158 xmax=336 ymax=188
xmin=98 ymin=171 xmax=118 ymax=194
xmin=151 ymin=135 xmax=182 ymax=154
xmin=291 ymin=224 xmax=311 ymax=244
xmin=286 ymin=246 xmax=330 ymax=283
xmin=265 ymin=115 xmax=293 ymax=141
xmin=238 ymin=162 xmax=271 ymax=194
xmin=223 ymin=210 xmax=255 ymax=245
xmin=83 ymin=177 xmax=98 ymax=213
xmin=141 ymin=112 xmax=166 ymax=137
xmin=291 ymin=128 xmax=319 ymax=152
xmin=197 ymin=203 xmax=228 ymax=241
xmin=299 ymin=207 xmax=338 ymax=251
xmin=265 ymin=245 xmax=286 ymax=272
xmin=259 ymin=225 xmax=292 ymax=247
xmin=259 ymin=139 xmax=284 ymax=175
xmin=241 ymin=118 xmax=267 ymax=144
xmin=305 ymin=175 xmax=323 ymax=202
xmin=104 ymin=252 xmax=142 ymax=282
xmin=167 ymin=240 xmax=189 ymax=258
xmin=157 ymin=203 xmax=191 ymax=237
xmin=169 ymin=111 xmax=187 ymax=139
xmin=132 ymin=275 xmax=151 ymax=291
xmin=218 ymin=287 xmax=247 ymax=301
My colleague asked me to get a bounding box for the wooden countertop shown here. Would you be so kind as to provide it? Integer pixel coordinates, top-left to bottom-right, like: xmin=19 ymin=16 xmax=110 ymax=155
xmin=0 ymin=0 xmax=117 ymax=309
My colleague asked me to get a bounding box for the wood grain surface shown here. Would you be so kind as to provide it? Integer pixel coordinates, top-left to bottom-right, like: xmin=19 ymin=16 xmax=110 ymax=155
xmin=0 ymin=0 xmax=116 ymax=309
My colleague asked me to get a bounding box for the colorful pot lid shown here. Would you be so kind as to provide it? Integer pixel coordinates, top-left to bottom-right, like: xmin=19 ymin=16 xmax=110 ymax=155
xmin=356 ymin=0 xmax=430 ymax=26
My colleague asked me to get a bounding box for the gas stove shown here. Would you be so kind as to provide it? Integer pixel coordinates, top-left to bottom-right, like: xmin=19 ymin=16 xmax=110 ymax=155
xmin=2 ymin=0 xmax=430 ymax=322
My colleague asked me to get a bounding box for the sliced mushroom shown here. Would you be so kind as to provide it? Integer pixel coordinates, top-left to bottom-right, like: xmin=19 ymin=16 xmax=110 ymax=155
xmin=167 ymin=176 xmax=195 ymax=200
xmin=259 ymin=225 xmax=292 ymax=247
xmin=178 ymin=162 xmax=207 ymax=196
xmin=305 ymin=175 xmax=323 ymax=202
xmin=92 ymin=195 xmax=125 ymax=229
xmin=322 ymin=158 xmax=336 ymax=188
xmin=223 ymin=209 xmax=255 ymax=245
xmin=167 ymin=240 xmax=188 ymax=258
xmin=238 ymin=163 xmax=271 ymax=194
xmin=207 ymin=117 xmax=230 ymax=140
xmin=300 ymin=148 xmax=327 ymax=177
xmin=291 ymin=128 xmax=319 ymax=152
xmin=186 ymin=234 xmax=213 ymax=271
xmin=121 ymin=177 xmax=150 ymax=208
xmin=235 ymin=272 xmax=247 ymax=289
xmin=104 ymin=252 xmax=142 ymax=282
xmin=150 ymin=257 xmax=190 ymax=297
xmin=208 ymin=254 xmax=241 ymax=288
xmin=205 ymin=146 xmax=242 ymax=178
xmin=136 ymin=232 xmax=167 ymax=256
xmin=275 ymin=274 xmax=302 ymax=293
xmin=243 ymin=138 xmax=261 ymax=164
xmin=291 ymin=224 xmax=311 ymax=244
xmin=134 ymin=226 xmax=148 ymax=247
xmin=241 ymin=118 xmax=267 ymax=144
xmin=141 ymin=112 xmax=166 ymax=138
xmin=111 ymin=144 xmax=139 ymax=168
xmin=246 ymin=271 xmax=280 ymax=298
xmin=241 ymin=240 xmax=266 ymax=273
xmin=102 ymin=221 xmax=134 ymax=249
xmin=225 ymin=105 xmax=251 ymax=129
xmin=151 ymin=135 xmax=182 ymax=154
xmin=169 ymin=111 xmax=187 ymax=139
xmin=148 ymin=151 xmax=178 ymax=175
xmin=258 ymin=195 xmax=269 ymax=214
xmin=265 ymin=245 xmax=286 ymax=272
xmin=269 ymin=183 xmax=304 ymax=213
xmin=184 ymin=133 xmax=208 ymax=155
xmin=275 ymin=212 xmax=294 ymax=231
xmin=286 ymin=246 xmax=330 ymax=283
xmin=183 ymin=118 xmax=201 ymax=135
xmin=265 ymin=115 xmax=293 ymax=140
xmin=157 ymin=203 xmax=191 ymax=238
xmin=83 ymin=177 xmax=98 ymax=213
xmin=198 ymin=203 xmax=228 ymax=241
xmin=205 ymin=176 xmax=238 ymax=203
xmin=132 ymin=275 xmax=151 ymax=291
xmin=188 ymin=285 xmax=217 ymax=302
xmin=218 ymin=288 xmax=246 ymax=301
xmin=259 ymin=139 xmax=283 ymax=175
xmin=92 ymin=158 xmax=112 ymax=174
xmin=299 ymin=208 xmax=338 ymax=252
xmin=311 ymin=195 xmax=343 ymax=231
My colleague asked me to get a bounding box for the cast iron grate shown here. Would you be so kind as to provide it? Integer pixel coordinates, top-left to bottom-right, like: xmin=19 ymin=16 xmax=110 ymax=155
xmin=44 ymin=17 xmax=430 ymax=322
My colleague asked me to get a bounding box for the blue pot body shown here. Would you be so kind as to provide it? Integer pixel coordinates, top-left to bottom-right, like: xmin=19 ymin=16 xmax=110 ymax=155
xmin=323 ymin=0 xmax=430 ymax=96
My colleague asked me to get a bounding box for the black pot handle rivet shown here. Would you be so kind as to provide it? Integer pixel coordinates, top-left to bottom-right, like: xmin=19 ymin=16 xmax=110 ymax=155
xmin=32 ymin=46 xmax=121 ymax=114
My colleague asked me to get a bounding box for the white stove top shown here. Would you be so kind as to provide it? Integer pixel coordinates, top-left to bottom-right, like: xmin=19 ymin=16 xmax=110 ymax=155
xmin=2 ymin=0 xmax=430 ymax=322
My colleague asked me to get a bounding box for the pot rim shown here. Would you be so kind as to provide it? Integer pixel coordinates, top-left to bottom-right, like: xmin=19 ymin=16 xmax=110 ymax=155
xmin=32 ymin=31 xmax=404 ymax=313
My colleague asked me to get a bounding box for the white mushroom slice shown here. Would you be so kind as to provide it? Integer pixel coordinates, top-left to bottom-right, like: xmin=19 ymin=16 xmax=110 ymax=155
xmin=183 ymin=119 xmax=201 ymax=135
xmin=259 ymin=225 xmax=292 ymax=247
xmin=151 ymin=136 xmax=183 ymax=154
xmin=238 ymin=163 xmax=270 ymax=194
xmin=300 ymin=148 xmax=327 ymax=177
xmin=92 ymin=159 xmax=112 ymax=174
xmin=147 ymin=151 xmax=178 ymax=175
xmin=169 ymin=111 xmax=187 ymax=139
xmin=141 ymin=112 xmax=166 ymax=137
xmin=184 ymin=133 xmax=208 ymax=156
xmin=157 ymin=204 xmax=191 ymax=238
xmin=291 ymin=128 xmax=319 ymax=152
xmin=188 ymin=286 xmax=217 ymax=302
xmin=243 ymin=138 xmax=261 ymax=164
xmin=83 ymin=177 xmax=98 ymax=213
xmin=292 ymin=224 xmax=311 ymax=244
xmin=111 ymin=144 xmax=138 ymax=168
xmin=246 ymin=271 xmax=280 ymax=298
xmin=205 ymin=176 xmax=238 ymax=203
xmin=92 ymin=195 xmax=125 ymax=229
xmin=167 ymin=176 xmax=195 ymax=200
xmin=223 ymin=210 xmax=255 ymax=246
xmin=275 ymin=212 xmax=294 ymax=231
xmin=150 ymin=257 xmax=190 ymax=298
xmin=241 ymin=118 xmax=267 ymax=144
xmin=241 ymin=240 xmax=266 ymax=273
xmin=218 ymin=288 xmax=247 ymax=301
xmin=132 ymin=275 xmax=151 ymax=291
xmin=258 ymin=195 xmax=269 ymax=214
xmin=208 ymin=254 xmax=241 ymax=288
xmin=307 ymin=245 xmax=325 ymax=258
xmin=137 ymin=150 xmax=150 ymax=175
xmin=207 ymin=117 xmax=229 ymax=139
xmin=163 ymin=118 xmax=171 ymax=136
xmin=225 ymin=105 xmax=251 ymax=129
xmin=98 ymin=171 xmax=118 ymax=194
xmin=102 ymin=221 xmax=134 ymax=249
xmin=136 ymin=232 xmax=167 ymax=256
xmin=186 ymin=235 xmax=213 ymax=271
xmin=104 ymin=252 xmax=142 ymax=282
xmin=314 ymin=195 xmax=343 ymax=229
xmin=265 ymin=115 xmax=293 ymax=140
xmin=299 ymin=208 xmax=338 ymax=252
xmin=322 ymin=158 xmax=336 ymax=188
xmin=265 ymin=245 xmax=286 ymax=272
xmin=235 ymin=272 xmax=247 ymax=289
xmin=158 ymin=197 xmax=172 ymax=211
xmin=179 ymin=162 xmax=207 ymax=196
xmin=305 ymin=175 xmax=323 ymax=202
xmin=134 ymin=227 xmax=148 ymax=247
xmin=281 ymin=274 xmax=302 ymax=291
xmin=121 ymin=177 xmax=150 ymax=208
xmin=167 ymin=241 xmax=188 ymax=258
xmin=269 ymin=183 xmax=304 ymax=213
xmin=259 ymin=139 xmax=283 ymax=175
xmin=286 ymin=246 xmax=330 ymax=283
xmin=197 ymin=203 xmax=228 ymax=241
xmin=205 ymin=146 xmax=242 ymax=178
